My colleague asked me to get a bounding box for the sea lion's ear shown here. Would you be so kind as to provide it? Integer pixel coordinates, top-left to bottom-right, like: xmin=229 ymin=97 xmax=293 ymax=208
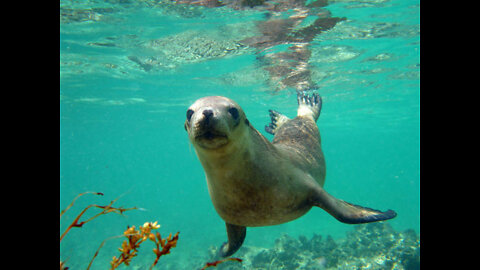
xmin=310 ymin=186 xmax=397 ymax=224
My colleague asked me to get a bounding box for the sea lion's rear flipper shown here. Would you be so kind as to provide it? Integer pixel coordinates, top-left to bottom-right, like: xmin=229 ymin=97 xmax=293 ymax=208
xmin=297 ymin=91 xmax=322 ymax=121
xmin=219 ymin=223 xmax=246 ymax=257
xmin=311 ymin=186 xmax=397 ymax=224
xmin=265 ymin=109 xmax=290 ymax=135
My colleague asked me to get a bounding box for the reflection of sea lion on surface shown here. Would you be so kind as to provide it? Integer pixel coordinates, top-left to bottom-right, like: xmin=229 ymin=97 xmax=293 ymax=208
xmin=172 ymin=0 xmax=345 ymax=91
xmin=184 ymin=92 xmax=397 ymax=257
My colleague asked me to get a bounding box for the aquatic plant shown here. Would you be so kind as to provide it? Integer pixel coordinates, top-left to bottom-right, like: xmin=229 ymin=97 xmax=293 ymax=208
xmin=110 ymin=221 xmax=180 ymax=270
xmin=59 ymin=192 xmax=179 ymax=270
xmin=200 ymin=257 xmax=243 ymax=270
xmin=60 ymin=191 xmax=137 ymax=242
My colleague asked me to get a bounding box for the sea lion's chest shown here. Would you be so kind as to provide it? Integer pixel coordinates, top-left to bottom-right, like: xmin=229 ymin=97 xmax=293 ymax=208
xmin=204 ymin=155 xmax=312 ymax=226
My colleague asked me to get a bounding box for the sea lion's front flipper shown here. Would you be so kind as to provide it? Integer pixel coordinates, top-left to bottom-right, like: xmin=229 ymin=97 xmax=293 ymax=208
xmin=219 ymin=223 xmax=246 ymax=257
xmin=311 ymin=186 xmax=397 ymax=224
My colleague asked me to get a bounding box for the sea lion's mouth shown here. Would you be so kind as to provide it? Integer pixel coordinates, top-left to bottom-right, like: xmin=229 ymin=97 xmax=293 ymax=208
xmin=194 ymin=130 xmax=229 ymax=149
xmin=195 ymin=131 xmax=227 ymax=140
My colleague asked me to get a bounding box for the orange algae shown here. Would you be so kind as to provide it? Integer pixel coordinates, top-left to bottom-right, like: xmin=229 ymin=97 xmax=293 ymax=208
xmin=111 ymin=222 xmax=180 ymax=270
xmin=200 ymin=257 xmax=243 ymax=270
xmin=60 ymin=192 xmax=179 ymax=270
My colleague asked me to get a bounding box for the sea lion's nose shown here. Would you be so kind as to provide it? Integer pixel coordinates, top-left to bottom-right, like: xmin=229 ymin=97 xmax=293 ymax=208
xmin=202 ymin=109 xmax=214 ymax=125
xmin=203 ymin=109 xmax=214 ymax=119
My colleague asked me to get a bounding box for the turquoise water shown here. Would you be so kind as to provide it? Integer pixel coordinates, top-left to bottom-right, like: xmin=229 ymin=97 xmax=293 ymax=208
xmin=60 ymin=0 xmax=419 ymax=269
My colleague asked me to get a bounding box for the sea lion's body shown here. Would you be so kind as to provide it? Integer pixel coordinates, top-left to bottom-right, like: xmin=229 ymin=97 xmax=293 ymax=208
xmin=204 ymin=115 xmax=323 ymax=227
xmin=185 ymin=93 xmax=396 ymax=257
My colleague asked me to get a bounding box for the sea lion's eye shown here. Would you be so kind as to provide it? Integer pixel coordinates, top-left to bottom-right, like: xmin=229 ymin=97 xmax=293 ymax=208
xmin=228 ymin=107 xmax=239 ymax=120
xmin=186 ymin=109 xmax=194 ymax=121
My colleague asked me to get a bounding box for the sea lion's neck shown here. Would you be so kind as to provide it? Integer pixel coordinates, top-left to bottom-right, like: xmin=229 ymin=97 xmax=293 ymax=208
xmin=195 ymin=126 xmax=275 ymax=177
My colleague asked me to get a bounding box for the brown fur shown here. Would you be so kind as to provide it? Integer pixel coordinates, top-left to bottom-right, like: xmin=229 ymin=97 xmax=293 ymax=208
xmin=185 ymin=96 xmax=324 ymax=226
xmin=185 ymin=95 xmax=396 ymax=257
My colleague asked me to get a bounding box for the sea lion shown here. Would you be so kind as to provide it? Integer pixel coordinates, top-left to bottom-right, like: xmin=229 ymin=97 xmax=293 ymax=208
xmin=184 ymin=92 xmax=396 ymax=257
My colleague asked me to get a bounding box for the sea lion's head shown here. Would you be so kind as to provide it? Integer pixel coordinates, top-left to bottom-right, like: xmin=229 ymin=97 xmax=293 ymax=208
xmin=185 ymin=96 xmax=250 ymax=150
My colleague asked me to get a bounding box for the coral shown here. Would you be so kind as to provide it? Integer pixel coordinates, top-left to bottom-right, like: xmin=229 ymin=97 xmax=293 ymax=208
xmin=329 ymin=223 xmax=420 ymax=270
xmin=203 ymin=222 xmax=419 ymax=270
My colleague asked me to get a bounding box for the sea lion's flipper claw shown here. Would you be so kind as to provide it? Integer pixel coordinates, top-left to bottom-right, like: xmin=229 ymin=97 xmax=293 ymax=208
xmin=265 ymin=109 xmax=290 ymax=135
xmin=311 ymin=187 xmax=397 ymax=224
xmin=265 ymin=125 xmax=275 ymax=135
xmin=296 ymin=91 xmax=322 ymax=121
xmin=218 ymin=223 xmax=246 ymax=257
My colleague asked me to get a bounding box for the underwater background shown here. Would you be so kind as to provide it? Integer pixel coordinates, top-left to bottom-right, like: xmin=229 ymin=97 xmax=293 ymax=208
xmin=60 ymin=0 xmax=419 ymax=269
